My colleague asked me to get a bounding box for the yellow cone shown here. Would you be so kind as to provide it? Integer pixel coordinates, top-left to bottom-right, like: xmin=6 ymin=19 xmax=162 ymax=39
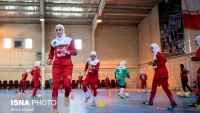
xmin=96 ymin=100 xmax=106 ymax=107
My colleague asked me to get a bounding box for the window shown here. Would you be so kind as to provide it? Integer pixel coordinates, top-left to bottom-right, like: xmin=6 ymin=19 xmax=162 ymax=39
xmin=4 ymin=38 xmax=11 ymax=48
xmin=75 ymin=39 xmax=82 ymax=49
xmin=14 ymin=39 xmax=22 ymax=48
xmin=25 ymin=39 xmax=32 ymax=49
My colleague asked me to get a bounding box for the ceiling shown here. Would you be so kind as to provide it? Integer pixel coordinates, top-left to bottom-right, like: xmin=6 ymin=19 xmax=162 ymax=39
xmin=0 ymin=0 xmax=159 ymax=26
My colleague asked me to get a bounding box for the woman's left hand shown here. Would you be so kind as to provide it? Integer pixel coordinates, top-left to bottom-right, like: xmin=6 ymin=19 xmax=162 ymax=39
xmin=61 ymin=47 xmax=68 ymax=53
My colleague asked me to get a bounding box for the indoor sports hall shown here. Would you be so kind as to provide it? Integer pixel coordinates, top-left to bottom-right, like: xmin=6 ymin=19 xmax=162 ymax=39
xmin=0 ymin=0 xmax=200 ymax=113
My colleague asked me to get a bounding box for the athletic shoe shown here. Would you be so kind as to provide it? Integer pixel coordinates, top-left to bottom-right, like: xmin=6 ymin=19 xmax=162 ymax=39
xmin=195 ymin=104 xmax=200 ymax=107
xmin=84 ymin=95 xmax=90 ymax=103
xmin=91 ymin=101 xmax=96 ymax=106
xmin=189 ymin=103 xmax=196 ymax=107
xmin=53 ymin=109 xmax=59 ymax=113
xmin=118 ymin=93 xmax=125 ymax=99
xmin=64 ymin=97 xmax=70 ymax=107
xmin=31 ymin=96 xmax=37 ymax=100
xmin=143 ymin=101 xmax=153 ymax=105
xmin=168 ymin=103 xmax=177 ymax=110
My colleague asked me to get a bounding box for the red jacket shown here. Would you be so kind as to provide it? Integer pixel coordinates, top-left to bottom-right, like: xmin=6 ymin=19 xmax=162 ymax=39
xmin=48 ymin=37 xmax=77 ymax=66
xmin=84 ymin=61 xmax=100 ymax=77
xmin=31 ymin=66 xmax=41 ymax=85
xmin=140 ymin=74 xmax=147 ymax=82
xmin=78 ymin=75 xmax=83 ymax=83
xmin=153 ymin=52 xmax=168 ymax=78
xmin=21 ymin=72 xmax=28 ymax=81
xmin=105 ymin=77 xmax=110 ymax=84
xmin=191 ymin=47 xmax=200 ymax=74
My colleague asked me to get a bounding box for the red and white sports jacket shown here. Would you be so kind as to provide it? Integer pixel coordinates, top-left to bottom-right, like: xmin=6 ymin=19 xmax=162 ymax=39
xmin=48 ymin=37 xmax=77 ymax=66
xmin=191 ymin=47 xmax=200 ymax=74
xmin=84 ymin=58 xmax=100 ymax=77
xmin=152 ymin=52 xmax=168 ymax=78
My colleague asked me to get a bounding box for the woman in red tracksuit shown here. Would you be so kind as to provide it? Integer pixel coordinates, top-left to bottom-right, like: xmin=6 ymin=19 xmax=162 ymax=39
xmin=47 ymin=24 xmax=77 ymax=113
xmin=189 ymin=35 xmax=200 ymax=108
xmin=143 ymin=43 xmax=177 ymax=110
xmin=31 ymin=61 xmax=41 ymax=99
xmin=82 ymin=51 xmax=100 ymax=106
xmin=78 ymin=72 xmax=83 ymax=90
xmin=140 ymin=71 xmax=147 ymax=90
xmin=105 ymin=74 xmax=110 ymax=90
xmin=19 ymin=69 xmax=30 ymax=94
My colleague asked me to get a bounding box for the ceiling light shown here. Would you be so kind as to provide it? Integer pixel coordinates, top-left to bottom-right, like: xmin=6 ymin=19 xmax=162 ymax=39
xmin=97 ymin=19 xmax=102 ymax=23
xmin=40 ymin=18 xmax=44 ymax=21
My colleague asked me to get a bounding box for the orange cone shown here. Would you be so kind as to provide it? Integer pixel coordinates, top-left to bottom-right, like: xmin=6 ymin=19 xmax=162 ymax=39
xmin=108 ymin=90 xmax=112 ymax=98
xmin=70 ymin=92 xmax=74 ymax=99
xmin=18 ymin=92 xmax=22 ymax=100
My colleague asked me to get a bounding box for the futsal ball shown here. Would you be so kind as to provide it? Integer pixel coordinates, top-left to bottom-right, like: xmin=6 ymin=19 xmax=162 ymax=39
xmin=184 ymin=92 xmax=190 ymax=98
xmin=142 ymin=90 xmax=146 ymax=93
xmin=176 ymin=92 xmax=181 ymax=96
xmin=179 ymin=93 xmax=184 ymax=97
xmin=125 ymin=93 xmax=129 ymax=98
xmin=186 ymin=91 xmax=191 ymax=95
xmin=37 ymin=94 xmax=42 ymax=99
xmin=138 ymin=90 xmax=141 ymax=93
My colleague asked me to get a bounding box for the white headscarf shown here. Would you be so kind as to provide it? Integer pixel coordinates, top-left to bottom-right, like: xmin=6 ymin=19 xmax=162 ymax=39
xmin=55 ymin=24 xmax=66 ymax=41
xmin=150 ymin=43 xmax=161 ymax=60
xmin=90 ymin=51 xmax=97 ymax=57
xmin=117 ymin=61 xmax=126 ymax=69
xmin=35 ymin=61 xmax=41 ymax=67
xmin=120 ymin=61 xmax=126 ymax=67
xmin=26 ymin=69 xmax=31 ymax=73
xmin=78 ymin=72 xmax=82 ymax=76
xmin=195 ymin=35 xmax=200 ymax=47
xmin=141 ymin=71 xmax=144 ymax=74
xmin=88 ymin=51 xmax=99 ymax=65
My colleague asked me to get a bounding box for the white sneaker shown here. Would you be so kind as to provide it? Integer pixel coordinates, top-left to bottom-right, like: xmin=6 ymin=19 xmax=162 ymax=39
xmin=91 ymin=101 xmax=96 ymax=106
xmin=64 ymin=97 xmax=70 ymax=107
xmin=53 ymin=109 xmax=59 ymax=113
xmin=84 ymin=95 xmax=90 ymax=103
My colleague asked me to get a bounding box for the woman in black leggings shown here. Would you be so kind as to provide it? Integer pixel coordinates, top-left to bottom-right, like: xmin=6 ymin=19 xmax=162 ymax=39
xmin=180 ymin=64 xmax=193 ymax=93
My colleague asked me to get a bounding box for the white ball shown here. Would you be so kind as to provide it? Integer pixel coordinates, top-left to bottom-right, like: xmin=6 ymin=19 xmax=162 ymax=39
xmin=184 ymin=92 xmax=190 ymax=97
xmin=186 ymin=91 xmax=191 ymax=95
xmin=125 ymin=93 xmax=129 ymax=98
xmin=176 ymin=92 xmax=181 ymax=96
xmin=138 ymin=90 xmax=141 ymax=93
xmin=37 ymin=94 xmax=42 ymax=98
xmin=142 ymin=90 xmax=146 ymax=93
xmin=179 ymin=92 xmax=184 ymax=97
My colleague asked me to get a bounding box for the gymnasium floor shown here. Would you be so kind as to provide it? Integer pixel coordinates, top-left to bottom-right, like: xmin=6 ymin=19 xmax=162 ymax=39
xmin=0 ymin=88 xmax=200 ymax=113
